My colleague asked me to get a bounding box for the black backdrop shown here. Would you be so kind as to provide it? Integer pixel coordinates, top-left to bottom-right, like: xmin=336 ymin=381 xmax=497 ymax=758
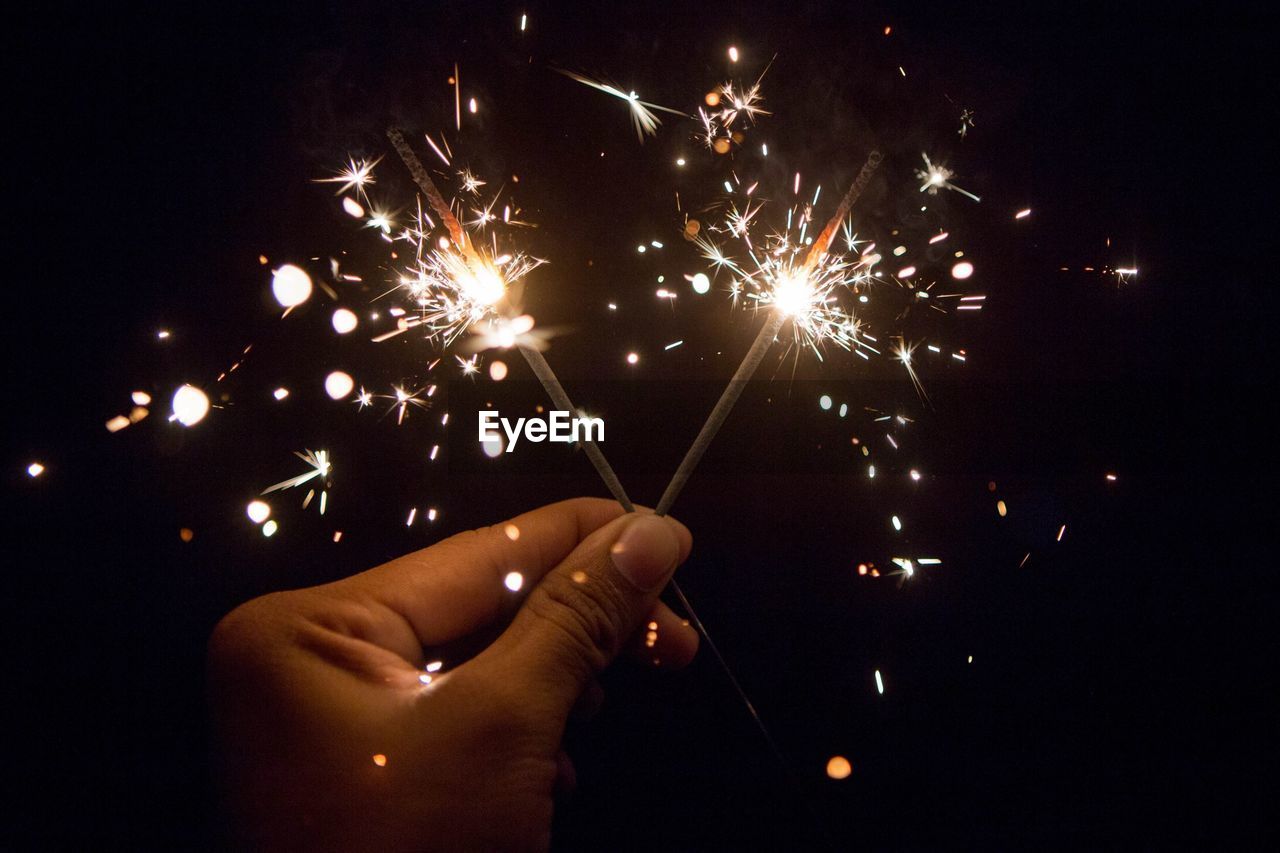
xmin=3 ymin=1 xmax=1272 ymax=848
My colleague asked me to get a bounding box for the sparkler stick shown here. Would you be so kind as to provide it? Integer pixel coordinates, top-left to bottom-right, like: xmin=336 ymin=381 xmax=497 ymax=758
xmin=516 ymin=342 xmax=633 ymax=512
xmin=655 ymin=150 xmax=883 ymax=517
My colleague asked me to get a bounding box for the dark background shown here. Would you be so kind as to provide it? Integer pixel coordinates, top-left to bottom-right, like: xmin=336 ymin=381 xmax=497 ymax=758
xmin=3 ymin=1 xmax=1272 ymax=848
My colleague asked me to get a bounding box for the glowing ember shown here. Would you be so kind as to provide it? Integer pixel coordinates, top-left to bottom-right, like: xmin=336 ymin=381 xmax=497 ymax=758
xmin=171 ymin=385 xmax=210 ymax=426
xmin=324 ymin=371 xmax=355 ymax=400
xmin=246 ymin=500 xmax=271 ymax=524
xmin=271 ymin=264 xmax=313 ymax=308
xmin=826 ymin=756 xmax=852 ymax=780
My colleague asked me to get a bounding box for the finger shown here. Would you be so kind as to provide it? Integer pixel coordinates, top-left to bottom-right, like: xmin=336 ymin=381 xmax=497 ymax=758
xmin=471 ymin=513 xmax=692 ymax=721
xmin=626 ymin=601 xmax=699 ymax=670
xmin=340 ymin=498 xmax=627 ymax=649
xmin=569 ymin=679 xmax=605 ymax=722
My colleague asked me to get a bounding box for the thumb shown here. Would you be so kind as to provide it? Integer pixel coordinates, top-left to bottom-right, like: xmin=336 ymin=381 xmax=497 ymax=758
xmin=474 ymin=512 xmax=691 ymax=720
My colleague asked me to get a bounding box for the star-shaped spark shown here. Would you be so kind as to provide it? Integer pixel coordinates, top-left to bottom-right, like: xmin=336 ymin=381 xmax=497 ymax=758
xmin=262 ymin=449 xmax=332 ymax=496
xmin=456 ymin=354 xmax=481 ymax=377
xmin=557 ymin=69 xmax=687 ymax=142
xmin=459 ymin=169 xmax=487 ymax=195
xmin=916 ymin=154 xmax=980 ymax=202
xmin=314 ymin=156 xmax=381 ymax=201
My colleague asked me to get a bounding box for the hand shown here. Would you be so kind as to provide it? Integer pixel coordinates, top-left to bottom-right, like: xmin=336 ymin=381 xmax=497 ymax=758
xmin=208 ymin=498 xmax=695 ymax=851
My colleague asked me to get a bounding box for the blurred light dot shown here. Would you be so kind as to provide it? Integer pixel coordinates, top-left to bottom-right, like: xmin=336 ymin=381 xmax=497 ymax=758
xmin=838 ymin=403 xmax=848 ymax=418
xmin=713 ymin=138 xmax=731 ymax=155
xmin=951 ymin=261 xmax=975 ymax=280
xmin=27 ymin=462 xmax=45 ymax=478
xmin=468 ymin=97 xmax=477 ymax=113
xmin=997 ymin=500 xmax=1008 ymax=517
xmin=418 ymin=673 xmax=433 ymax=685
xmin=105 ymin=415 xmax=130 ymax=432
xmin=676 ymin=157 xmax=686 ymax=167
xmin=891 ymin=515 xmax=902 ymax=531
xmin=157 ymin=329 xmax=171 ymax=339
xmin=131 ymin=391 xmax=152 ymax=406
xmin=372 ymin=754 xmax=387 ymax=767
xmin=819 ymin=395 xmax=833 ymax=410
xmin=691 ymin=273 xmax=711 ymax=295
xmin=246 ymin=500 xmax=271 ymax=524
xmin=704 ymin=91 xmax=721 ymax=107
xmin=426 ymin=660 xmax=443 ymax=672
xmin=482 ymin=434 xmax=504 ymax=458
xmin=324 ymin=371 xmax=355 ymax=400
xmin=728 ymin=45 xmax=739 ymax=62
xmin=826 ymin=756 xmax=852 ymax=780
xmin=626 ymin=352 xmax=639 ymax=365
xmin=271 ymin=264 xmax=312 ymax=307
xmin=875 ymin=669 xmax=885 ymax=694
xmin=504 ymin=524 xmax=521 ymax=541
xmin=571 ymin=571 xmax=587 ymax=584
xmin=341 ymin=197 xmax=365 ymax=218
xmin=503 ymin=571 xmax=524 ymax=592
xmin=172 ymin=385 xmax=210 ymax=426
xmin=909 ymin=469 xmax=921 ymax=481
xmin=898 ymin=265 xmax=916 ymax=278
xmin=332 ymin=308 xmax=358 ymax=334
xmin=179 ymin=528 xmax=194 ymax=542
xmin=273 ymin=387 xmax=289 ymax=401
xmin=489 ymin=360 xmax=508 ymax=381
xmin=262 ymin=520 xmax=278 ymax=537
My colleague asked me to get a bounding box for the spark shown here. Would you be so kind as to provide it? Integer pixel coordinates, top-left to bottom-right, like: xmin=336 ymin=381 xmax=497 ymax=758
xmin=894 ymin=338 xmax=928 ymax=400
xmin=313 ymin=156 xmax=380 ymax=200
xmin=458 ymin=169 xmax=486 ymax=194
xmin=1015 ymin=208 xmax=1032 ymax=219
xmin=456 ymin=354 xmax=480 ymax=376
xmin=273 ymin=387 xmax=289 ymax=400
xmin=917 ymin=153 xmax=980 ymax=202
xmin=246 ymin=501 xmax=271 ymax=524
xmin=27 ymin=462 xmax=44 ymax=478
xmin=331 ymin=308 xmax=358 ymax=334
xmin=503 ymin=571 xmax=524 ymax=591
xmin=324 ymin=371 xmax=355 ymax=400
xmin=664 ymin=340 xmax=683 ymax=350
xmin=272 ymin=264 xmax=313 ymax=308
xmin=958 ymin=108 xmax=975 ymax=138
xmin=556 ymin=69 xmax=686 ymax=142
xmin=262 ymin=449 xmax=332 ymax=495
xmin=171 ymin=385 xmax=210 ymax=426
xmin=874 ymin=669 xmax=885 ymax=694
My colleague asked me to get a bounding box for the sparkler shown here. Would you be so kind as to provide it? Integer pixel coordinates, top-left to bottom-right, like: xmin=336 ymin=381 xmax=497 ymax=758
xmin=655 ymin=150 xmax=884 ymax=516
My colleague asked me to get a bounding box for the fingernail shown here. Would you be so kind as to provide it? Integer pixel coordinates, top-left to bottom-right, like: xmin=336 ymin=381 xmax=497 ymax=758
xmin=610 ymin=516 xmax=680 ymax=591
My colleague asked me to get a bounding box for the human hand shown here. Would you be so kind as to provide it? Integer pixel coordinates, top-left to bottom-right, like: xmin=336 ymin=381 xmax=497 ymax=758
xmin=208 ymin=498 xmax=695 ymax=851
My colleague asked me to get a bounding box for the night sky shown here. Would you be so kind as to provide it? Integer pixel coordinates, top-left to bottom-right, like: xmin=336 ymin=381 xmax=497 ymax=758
xmin=4 ymin=1 xmax=1270 ymax=849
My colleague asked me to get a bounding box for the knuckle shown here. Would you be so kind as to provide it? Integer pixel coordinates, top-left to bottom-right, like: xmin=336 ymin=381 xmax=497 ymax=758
xmin=527 ymin=570 xmax=629 ymax=670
